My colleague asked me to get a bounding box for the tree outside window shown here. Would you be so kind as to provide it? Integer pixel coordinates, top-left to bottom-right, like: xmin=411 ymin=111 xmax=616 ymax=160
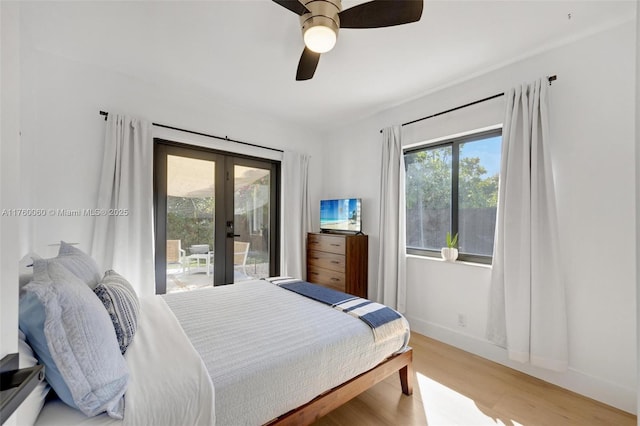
xmin=405 ymin=129 xmax=501 ymax=263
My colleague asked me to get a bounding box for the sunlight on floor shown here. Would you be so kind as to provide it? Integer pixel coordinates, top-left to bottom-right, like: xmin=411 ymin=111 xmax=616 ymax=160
xmin=417 ymin=373 xmax=523 ymax=426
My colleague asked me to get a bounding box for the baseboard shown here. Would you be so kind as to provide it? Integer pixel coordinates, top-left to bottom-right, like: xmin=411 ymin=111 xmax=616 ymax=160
xmin=405 ymin=315 xmax=636 ymax=414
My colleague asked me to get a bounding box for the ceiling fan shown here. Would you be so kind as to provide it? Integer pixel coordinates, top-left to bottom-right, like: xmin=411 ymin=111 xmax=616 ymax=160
xmin=273 ymin=0 xmax=424 ymax=81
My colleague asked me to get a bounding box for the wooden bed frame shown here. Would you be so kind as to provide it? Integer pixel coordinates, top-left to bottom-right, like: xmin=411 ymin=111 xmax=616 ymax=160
xmin=268 ymin=348 xmax=413 ymax=425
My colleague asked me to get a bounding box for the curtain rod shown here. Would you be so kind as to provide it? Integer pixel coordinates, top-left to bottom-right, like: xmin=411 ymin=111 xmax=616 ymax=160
xmin=380 ymin=75 xmax=557 ymax=133
xmin=99 ymin=111 xmax=284 ymax=153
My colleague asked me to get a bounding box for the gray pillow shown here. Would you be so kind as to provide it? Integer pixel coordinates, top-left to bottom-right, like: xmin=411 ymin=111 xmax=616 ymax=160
xmin=22 ymin=261 xmax=129 ymax=418
xmin=94 ymin=270 xmax=140 ymax=354
xmin=54 ymin=241 xmax=102 ymax=289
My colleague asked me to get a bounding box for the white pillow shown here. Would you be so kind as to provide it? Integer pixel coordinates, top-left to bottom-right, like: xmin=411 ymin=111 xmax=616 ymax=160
xmin=54 ymin=241 xmax=102 ymax=289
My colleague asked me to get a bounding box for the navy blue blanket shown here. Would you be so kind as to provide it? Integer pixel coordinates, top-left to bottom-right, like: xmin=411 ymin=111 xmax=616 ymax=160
xmin=278 ymin=280 xmax=357 ymax=306
xmin=265 ymin=277 xmax=404 ymax=340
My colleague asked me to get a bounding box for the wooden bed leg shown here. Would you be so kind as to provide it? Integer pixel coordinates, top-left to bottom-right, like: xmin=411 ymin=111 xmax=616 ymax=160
xmin=399 ymin=352 xmax=414 ymax=395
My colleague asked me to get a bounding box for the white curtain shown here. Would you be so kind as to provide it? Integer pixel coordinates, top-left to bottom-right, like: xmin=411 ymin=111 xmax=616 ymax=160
xmin=91 ymin=114 xmax=155 ymax=297
xmin=377 ymin=126 xmax=407 ymax=312
xmin=487 ymin=79 xmax=568 ymax=371
xmin=281 ymin=151 xmax=311 ymax=279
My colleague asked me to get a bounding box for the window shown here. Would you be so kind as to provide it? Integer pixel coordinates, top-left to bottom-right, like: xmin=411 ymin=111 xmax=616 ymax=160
xmin=404 ymin=129 xmax=502 ymax=263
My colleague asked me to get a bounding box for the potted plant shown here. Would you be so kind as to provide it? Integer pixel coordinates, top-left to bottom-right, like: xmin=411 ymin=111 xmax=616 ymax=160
xmin=441 ymin=232 xmax=459 ymax=261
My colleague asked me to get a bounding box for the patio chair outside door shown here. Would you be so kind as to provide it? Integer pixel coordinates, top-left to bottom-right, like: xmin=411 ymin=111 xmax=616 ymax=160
xmin=233 ymin=241 xmax=250 ymax=276
xmin=166 ymin=240 xmax=185 ymax=271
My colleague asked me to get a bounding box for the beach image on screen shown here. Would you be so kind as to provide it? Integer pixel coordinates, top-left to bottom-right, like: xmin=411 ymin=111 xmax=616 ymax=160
xmin=320 ymin=198 xmax=361 ymax=231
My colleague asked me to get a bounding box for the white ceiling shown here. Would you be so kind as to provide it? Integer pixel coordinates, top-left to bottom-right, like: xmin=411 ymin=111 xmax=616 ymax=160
xmin=21 ymin=1 xmax=636 ymax=132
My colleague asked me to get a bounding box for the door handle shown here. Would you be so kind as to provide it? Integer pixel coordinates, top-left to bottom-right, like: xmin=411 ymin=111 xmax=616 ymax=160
xmin=226 ymin=221 xmax=240 ymax=238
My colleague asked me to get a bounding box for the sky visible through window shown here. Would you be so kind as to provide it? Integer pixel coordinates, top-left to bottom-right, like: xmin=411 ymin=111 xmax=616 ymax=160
xmin=461 ymin=136 xmax=501 ymax=177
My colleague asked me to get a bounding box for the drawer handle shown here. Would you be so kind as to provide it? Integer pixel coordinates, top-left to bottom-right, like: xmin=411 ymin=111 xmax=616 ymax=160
xmin=310 ymin=272 xmax=318 ymax=276
xmin=331 ymin=278 xmax=340 ymax=282
xmin=330 ymin=243 xmax=340 ymax=247
xmin=330 ymin=260 xmax=340 ymax=264
xmin=312 ymin=257 xmax=319 ymax=260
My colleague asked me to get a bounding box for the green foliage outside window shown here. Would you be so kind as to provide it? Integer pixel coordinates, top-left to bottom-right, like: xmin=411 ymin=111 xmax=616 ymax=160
xmin=405 ymin=131 xmax=501 ymax=259
xmin=167 ymin=196 xmax=215 ymax=253
xmin=459 ymin=156 xmax=498 ymax=209
xmin=405 ymin=148 xmax=498 ymax=211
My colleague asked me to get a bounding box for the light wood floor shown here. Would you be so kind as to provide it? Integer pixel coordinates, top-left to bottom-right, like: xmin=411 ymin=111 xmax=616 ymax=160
xmin=313 ymin=332 xmax=636 ymax=426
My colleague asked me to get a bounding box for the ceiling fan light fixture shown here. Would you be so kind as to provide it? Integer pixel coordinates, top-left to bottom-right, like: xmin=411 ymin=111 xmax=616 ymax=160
xmin=274 ymin=0 xmax=424 ymax=80
xmin=299 ymin=0 xmax=341 ymax=54
xmin=303 ymin=25 xmax=337 ymax=53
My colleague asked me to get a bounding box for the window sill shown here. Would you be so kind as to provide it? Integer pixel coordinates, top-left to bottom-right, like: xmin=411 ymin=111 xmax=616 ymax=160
xmin=406 ymin=253 xmax=492 ymax=269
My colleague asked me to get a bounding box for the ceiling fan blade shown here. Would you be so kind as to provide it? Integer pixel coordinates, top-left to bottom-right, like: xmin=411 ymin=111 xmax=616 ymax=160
xmin=272 ymin=0 xmax=310 ymax=16
xmin=339 ymin=0 xmax=423 ymax=29
xmin=296 ymin=47 xmax=321 ymax=81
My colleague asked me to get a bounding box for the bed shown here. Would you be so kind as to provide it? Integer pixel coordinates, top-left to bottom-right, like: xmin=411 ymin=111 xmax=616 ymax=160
xmin=19 ymin=247 xmax=412 ymax=426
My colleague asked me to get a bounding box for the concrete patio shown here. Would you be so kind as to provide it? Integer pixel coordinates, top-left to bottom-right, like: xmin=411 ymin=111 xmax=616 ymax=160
xmin=166 ymin=262 xmax=270 ymax=293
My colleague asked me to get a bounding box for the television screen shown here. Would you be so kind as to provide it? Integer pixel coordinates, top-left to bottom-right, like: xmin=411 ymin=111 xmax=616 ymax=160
xmin=320 ymin=198 xmax=361 ymax=232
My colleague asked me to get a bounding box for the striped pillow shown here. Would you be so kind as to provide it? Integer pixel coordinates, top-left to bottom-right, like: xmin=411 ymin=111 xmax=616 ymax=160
xmin=94 ymin=270 xmax=139 ymax=354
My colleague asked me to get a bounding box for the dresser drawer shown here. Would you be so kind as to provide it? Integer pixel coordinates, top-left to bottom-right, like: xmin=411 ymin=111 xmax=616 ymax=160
xmin=308 ymin=233 xmax=346 ymax=255
xmin=307 ymin=250 xmax=345 ymax=272
xmin=307 ymin=265 xmax=345 ymax=291
xmin=306 ymin=232 xmax=367 ymax=298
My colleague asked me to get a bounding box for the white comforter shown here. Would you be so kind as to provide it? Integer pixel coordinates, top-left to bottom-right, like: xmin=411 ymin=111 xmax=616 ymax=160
xmin=163 ymin=280 xmax=409 ymax=426
xmin=35 ymin=297 xmax=215 ymax=426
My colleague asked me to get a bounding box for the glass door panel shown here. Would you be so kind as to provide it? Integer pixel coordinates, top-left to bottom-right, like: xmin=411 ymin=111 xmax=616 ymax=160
xmin=155 ymin=140 xmax=280 ymax=293
xmin=233 ymin=165 xmax=271 ymax=283
xmin=165 ymin=155 xmax=216 ymax=293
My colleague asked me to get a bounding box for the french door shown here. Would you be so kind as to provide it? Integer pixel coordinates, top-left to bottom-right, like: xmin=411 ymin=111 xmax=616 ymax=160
xmin=154 ymin=140 xmax=280 ymax=294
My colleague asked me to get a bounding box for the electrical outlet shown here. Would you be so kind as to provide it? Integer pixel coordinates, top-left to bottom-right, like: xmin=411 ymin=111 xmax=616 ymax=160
xmin=457 ymin=313 xmax=467 ymax=327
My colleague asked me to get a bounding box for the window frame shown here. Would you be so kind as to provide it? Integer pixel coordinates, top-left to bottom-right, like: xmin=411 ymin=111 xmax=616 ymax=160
xmin=404 ymin=128 xmax=502 ymax=264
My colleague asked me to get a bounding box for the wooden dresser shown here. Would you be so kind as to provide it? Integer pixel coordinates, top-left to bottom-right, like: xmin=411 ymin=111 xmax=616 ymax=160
xmin=306 ymin=232 xmax=368 ymax=298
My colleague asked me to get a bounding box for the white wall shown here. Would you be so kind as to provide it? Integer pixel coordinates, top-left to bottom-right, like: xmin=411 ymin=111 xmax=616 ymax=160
xmin=0 ymin=3 xmax=325 ymax=363
xmin=0 ymin=5 xmax=23 ymax=422
xmin=1 ymin=1 xmax=22 ymax=366
xmin=636 ymin=0 xmax=640 ymax=417
xmin=18 ymin=46 xmax=324 ymax=257
xmin=325 ymin=20 xmax=637 ymax=413
xmin=16 ymin=45 xmax=326 ymax=296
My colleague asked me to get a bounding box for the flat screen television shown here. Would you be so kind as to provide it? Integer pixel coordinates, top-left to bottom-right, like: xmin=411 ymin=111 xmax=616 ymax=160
xmin=320 ymin=198 xmax=362 ymax=233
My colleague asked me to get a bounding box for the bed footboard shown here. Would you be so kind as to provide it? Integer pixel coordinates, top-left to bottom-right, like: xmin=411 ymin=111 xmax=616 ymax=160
xmin=268 ymin=348 xmax=413 ymax=426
